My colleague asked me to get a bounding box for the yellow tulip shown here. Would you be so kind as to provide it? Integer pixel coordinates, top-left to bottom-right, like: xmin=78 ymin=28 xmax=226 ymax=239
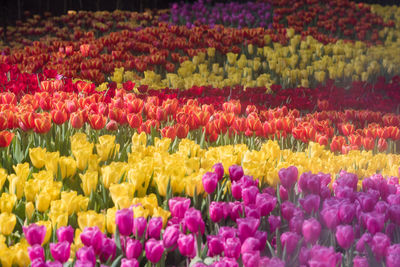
xmin=36 ymin=220 xmax=52 ymax=244
xmin=25 ymin=202 xmax=35 ymax=221
xmin=24 ymin=179 xmax=39 ymax=202
xmin=45 ymin=152 xmax=60 ymax=174
xmin=78 ymin=210 xmax=105 ymax=232
xmin=0 ymin=247 xmax=14 ymax=267
xmin=8 ymin=174 xmax=24 ymax=199
xmin=106 ymin=207 xmax=117 ymax=234
xmin=49 ymin=211 xmax=68 ymax=229
xmin=80 ymin=170 xmax=98 ymax=196
xmin=61 ymin=191 xmax=81 ymax=215
xmin=132 ymin=205 xmax=149 ymax=219
xmin=59 ymin=156 xmax=77 ymax=179
xmin=101 ymin=162 xmax=128 ymax=189
xmin=73 ymin=142 xmax=94 ymax=171
xmin=36 ymin=192 xmax=51 ymax=212
xmin=96 ymin=135 xmax=120 ymax=161
xmin=12 ymin=244 xmax=30 ymax=267
xmin=13 ymin=163 xmax=30 ymax=181
xmin=0 ymin=193 xmax=17 ymax=213
xmin=0 ymin=212 xmax=16 ymax=235
xmin=29 ymin=147 xmax=47 ymax=169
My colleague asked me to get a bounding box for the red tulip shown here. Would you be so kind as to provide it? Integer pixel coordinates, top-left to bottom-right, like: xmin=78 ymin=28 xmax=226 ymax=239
xmin=362 ymin=137 xmax=375 ymax=151
xmin=175 ymin=123 xmax=189 ymax=139
xmin=161 ymin=126 xmax=177 ymax=140
xmin=70 ymin=111 xmax=85 ymax=129
xmin=51 ymin=109 xmax=68 ymax=125
xmin=127 ymin=113 xmax=142 ymax=129
xmin=0 ymin=131 xmax=14 ymax=147
xmin=88 ymin=114 xmax=106 ymax=130
xmin=34 ymin=116 xmax=52 ymax=134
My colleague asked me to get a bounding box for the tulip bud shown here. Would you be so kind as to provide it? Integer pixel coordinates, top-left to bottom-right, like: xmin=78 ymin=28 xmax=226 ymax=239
xmin=212 ymin=163 xmax=224 ymax=181
xmin=302 ymin=218 xmax=321 ymax=244
xmin=184 ymin=208 xmax=205 ymax=235
xmin=168 ymin=197 xmax=191 ymax=219
xmin=147 ymin=217 xmax=163 ymax=240
xmin=280 ymin=232 xmax=301 ymax=254
xmin=115 ymin=208 xmax=134 ymax=236
xmin=57 ymin=226 xmax=74 ymax=244
xmin=145 ymin=238 xmax=164 ymax=263
xmin=133 ymin=217 xmax=147 ymax=238
xmin=278 ymin=166 xmax=298 ymax=190
xmin=202 ymin=172 xmax=218 ymax=194
xmin=207 ymin=235 xmax=224 ymax=257
xmin=336 ymin=225 xmax=354 ymax=250
xmin=224 ymin=237 xmax=241 ymax=260
xmin=28 ymin=244 xmax=45 ymax=262
xmin=23 ymin=224 xmax=46 ymax=246
xmin=162 ymin=225 xmax=179 ymax=251
xmin=50 ymin=241 xmax=71 ymax=263
xmin=229 ymin=165 xmax=244 ymax=182
xmin=178 ymin=233 xmax=196 ymax=258
xmin=76 ymin=246 xmax=96 ymax=267
xmin=209 ymin=202 xmax=224 ymax=223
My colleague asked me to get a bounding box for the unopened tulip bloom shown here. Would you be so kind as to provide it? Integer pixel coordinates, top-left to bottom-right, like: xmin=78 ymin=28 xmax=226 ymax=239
xmin=184 ymin=208 xmax=205 ymax=235
xmin=121 ymin=258 xmax=139 ymax=267
xmin=147 ymin=217 xmax=163 ymax=239
xmin=229 ymin=165 xmax=244 ymax=182
xmin=372 ymin=233 xmax=390 ymax=261
xmin=207 ymin=235 xmax=224 ymax=257
xmin=281 ymin=232 xmax=301 ymax=254
xmin=224 ymin=237 xmax=241 ymax=259
xmin=28 ymin=245 xmax=45 ymax=262
xmin=57 ymin=226 xmax=74 ymax=244
xmin=202 ymin=172 xmax=218 ymax=194
xmin=212 ymin=163 xmax=224 ymax=181
xmin=169 ymin=197 xmax=191 ymax=219
xmin=178 ymin=233 xmax=196 ymax=258
xmin=336 ymin=225 xmax=354 ymax=250
xmin=163 ymin=225 xmax=179 ymax=251
xmin=50 ymin=241 xmax=71 ymax=263
xmin=76 ymin=246 xmax=96 ymax=267
xmin=23 ymin=224 xmax=47 ymax=246
xmin=126 ymin=238 xmax=142 ymax=259
xmin=278 ymin=166 xmax=298 ymax=190
xmin=302 ymin=218 xmax=321 ymax=244
xmin=133 ymin=217 xmax=147 ymax=238
xmin=145 ymin=238 xmax=164 ymax=263
xmin=115 ymin=208 xmax=133 ymax=236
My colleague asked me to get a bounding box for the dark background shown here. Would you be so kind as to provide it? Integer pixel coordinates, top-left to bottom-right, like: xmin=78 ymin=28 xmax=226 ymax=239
xmin=0 ymin=0 xmax=399 ymax=27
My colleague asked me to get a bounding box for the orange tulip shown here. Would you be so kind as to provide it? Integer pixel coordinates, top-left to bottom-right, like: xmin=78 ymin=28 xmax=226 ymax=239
xmin=88 ymin=114 xmax=106 ymax=130
xmin=0 ymin=131 xmax=14 ymax=147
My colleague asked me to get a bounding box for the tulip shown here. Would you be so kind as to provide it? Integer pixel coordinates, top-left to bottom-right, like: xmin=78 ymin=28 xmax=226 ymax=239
xmin=209 ymin=202 xmax=224 ymax=223
xmin=23 ymin=224 xmax=47 ymax=246
xmin=145 ymin=238 xmax=164 ymax=263
xmin=147 ymin=217 xmax=163 ymax=240
xmin=169 ymin=197 xmax=191 ymax=219
xmin=28 ymin=245 xmax=45 ymax=262
xmin=278 ymin=166 xmax=298 ymax=190
xmin=386 ymin=244 xmax=400 ymax=267
xmin=80 ymin=226 xmax=105 ymax=254
xmin=237 ymin=217 xmax=260 ymax=242
xmin=0 ymin=131 xmax=14 ymax=147
xmin=229 ymin=165 xmax=244 ymax=182
xmin=70 ymin=111 xmax=85 ymax=129
xmin=371 ymin=233 xmax=390 ymax=261
xmin=353 ymin=256 xmax=369 ymax=267
xmin=336 ymin=225 xmax=354 ymax=250
xmin=76 ymin=246 xmax=96 ymax=267
xmin=281 ymin=201 xmax=297 ymax=221
xmin=289 ymin=215 xmax=304 ymax=234
xmin=207 ymin=235 xmax=224 ymax=257
xmin=321 ymin=207 xmax=340 ymax=230
xmin=280 ymin=232 xmax=301 ymax=254
xmin=178 ymin=233 xmax=196 ymax=258
xmin=224 ymin=237 xmax=241 ymax=260
xmin=88 ymin=114 xmax=106 ymax=130
xmin=268 ymin=215 xmax=281 ymax=233
xmin=115 ymin=208 xmax=134 ymax=236
xmin=50 ymin=241 xmax=70 ymax=263
xmin=255 ymin=193 xmax=276 ymax=217
xmin=241 ymin=237 xmax=260 ymax=254
xmin=163 ymin=225 xmax=179 ymax=251
xmin=202 ymin=172 xmax=218 ymax=194
xmin=364 ymin=212 xmax=385 ymax=235
xmin=57 ymin=226 xmax=74 ymax=244
xmin=231 ymin=181 xmax=243 ymax=200
xmin=338 ymin=202 xmax=356 ymax=224
xmin=34 ymin=116 xmax=52 ymax=134
xmin=299 ymin=194 xmax=320 ymax=214
xmin=51 ymin=109 xmax=68 ymax=125
xmin=302 ymin=218 xmax=321 ymax=244
xmin=242 ymin=186 xmax=259 ymax=205
xmin=184 ymin=208 xmax=205 ymax=235
xmin=133 ymin=217 xmax=147 ymax=238
xmin=121 ymin=258 xmax=139 ymax=267
xmin=242 ymin=251 xmax=260 ymax=267
xmin=99 ymin=237 xmax=116 ymax=263
xmin=212 ymin=163 xmax=224 ymax=181
xmin=29 ymin=147 xmax=47 ymax=169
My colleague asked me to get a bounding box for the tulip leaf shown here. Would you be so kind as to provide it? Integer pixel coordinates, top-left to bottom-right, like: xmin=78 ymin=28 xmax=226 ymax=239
xmin=266 ymin=240 xmax=276 ymax=257
xmin=110 ymin=254 xmax=123 ymax=267
xmin=114 ymin=226 xmax=122 ymax=252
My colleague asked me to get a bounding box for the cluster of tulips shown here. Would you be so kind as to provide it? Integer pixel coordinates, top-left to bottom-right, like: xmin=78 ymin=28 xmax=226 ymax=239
xmin=15 ymin=163 xmax=400 ymax=267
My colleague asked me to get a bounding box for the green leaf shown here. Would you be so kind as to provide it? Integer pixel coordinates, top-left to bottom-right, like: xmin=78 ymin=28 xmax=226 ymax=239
xmin=114 ymin=226 xmax=122 ymax=253
xmin=110 ymin=254 xmax=124 ymax=267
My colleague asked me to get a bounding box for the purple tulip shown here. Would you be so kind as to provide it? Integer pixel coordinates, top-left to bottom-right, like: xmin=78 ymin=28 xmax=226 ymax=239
xmin=279 ymin=185 xmax=288 ymax=202
xmin=387 ymin=194 xmax=400 ymax=205
xmin=209 ymin=202 xmax=224 ymax=223
xmin=28 ymin=244 xmax=45 ymax=262
xmin=254 ymin=231 xmax=268 ymax=251
xmin=213 ymin=163 xmax=224 ymax=181
xmin=115 ymin=208 xmax=134 ymax=236
xmin=353 ymin=256 xmax=369 ymax=267
xmin=50 ymin=241 xmax=70 ymax=263
xmin=231 ymin=181 xmax=242 ymax=200
xmin=364 ymin=212 xmax=385 ymax=235
xmin=133 ymin=217 xmax=147 ymax=238
xmin=75 ymin=260 xmax=96 ymax=267
xmin=218 ymin=226 xmax=237 ymax=241
xmin=229 ymin=201 xmax=243 ymax=222
xmin=224 ymin=237 xmax=241 ymax=259
xmin=255 ymin=193 xmax=276 ymax=217
xmin=168 ymin=197 xmax=191 ymax=219
xmin=308 ymin=245 xmax=342 ymax=267
xmin=321 ymin=207 xmax=340 ymax=230
xmin=336 ymin=225 xmax=354 ymax=250
xmin=162 ymin=225 xmax=179 ymax=251
xmin=30 ymin=259 xmax=47 ymax=267
xmin=56 ymin=226 xmax=74 ymax=244
xmin=334 ymin=170 xmax=358 ymax=191
xmin=298 ymin=172 xmax=321 ymax=195
xmin=278 ymin=166 xmax=298 ymax=189
xmin=76 ymin=246 xmax=96 ymax=267
xmin=386 ymin=244 xmax=400 ymax=267
xmin=241 ymin=237 xmax=260 ymax=254
xmin=371 ymin=233 xmax=391 ymax=261
xmin=125 ymin=238 xmax=142 ymax=259
xmin=281 ymin=201 xmax=297 ymax=221
xmin=266 ymin=257 xmax=285 ymax=267
xmin=229 ymin=165 xmax=244 ymax=182
xmin=147 ymin=217 xmax=163 ymax=239
xmin=268 ymin=215 xmax=281 ymax=233
xmin=242 ymin=251 xmax=260 ymax=267
xmin=237 ymin=217 xmax=260 ymax=242
xmin=289 ymin=215 xmax=304 ymax=234
xmin=207 ymin=235 xmax=224 ymax=257
xmin=357 ymin=193 xmax=378 ymax=212
xmin=299 ymin=194 xmax=320 ymax=214
xmin=202 ymin=172 xmax=218 ymax=194
xmin=302 ymin=218 xmax=321 ymax=244
xmin=388 ymin=204 xmax=400 ymax=225
xmin=23 ymin=224 xmax=47 ymax=246
xmin=280 ymin=232 xmax=301 ymax=254
xmin=356 ymin=233 xmax=372 ymax=253
xmin=145 ymin=238 xmax=164 ymax=263
xmin=80 ymin=227 xmax=105 ymax=255
xmin=46 ymin=261 xmax=63 ymax=267
xmin=338 ymin=202 xmax=356 ymax=224
xmin=178 ymin=234 xmax=195 ymax=258
xmin=121 ymin=258 xmax=139 ymax=267
xmin=184 ymin=208 xmax=205 ymax=235
xmin=299 ymin=247 xmax=310 ymax=265
xmin=100 ymin=238 xmax=116 ymax=263
xmin=242 ymin=186 xmax=259 ymax=205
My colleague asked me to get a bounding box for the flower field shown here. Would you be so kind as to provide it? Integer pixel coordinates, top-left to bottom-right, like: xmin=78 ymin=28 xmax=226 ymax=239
xmin=1 ymin=0 xmax=400 ymax=266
